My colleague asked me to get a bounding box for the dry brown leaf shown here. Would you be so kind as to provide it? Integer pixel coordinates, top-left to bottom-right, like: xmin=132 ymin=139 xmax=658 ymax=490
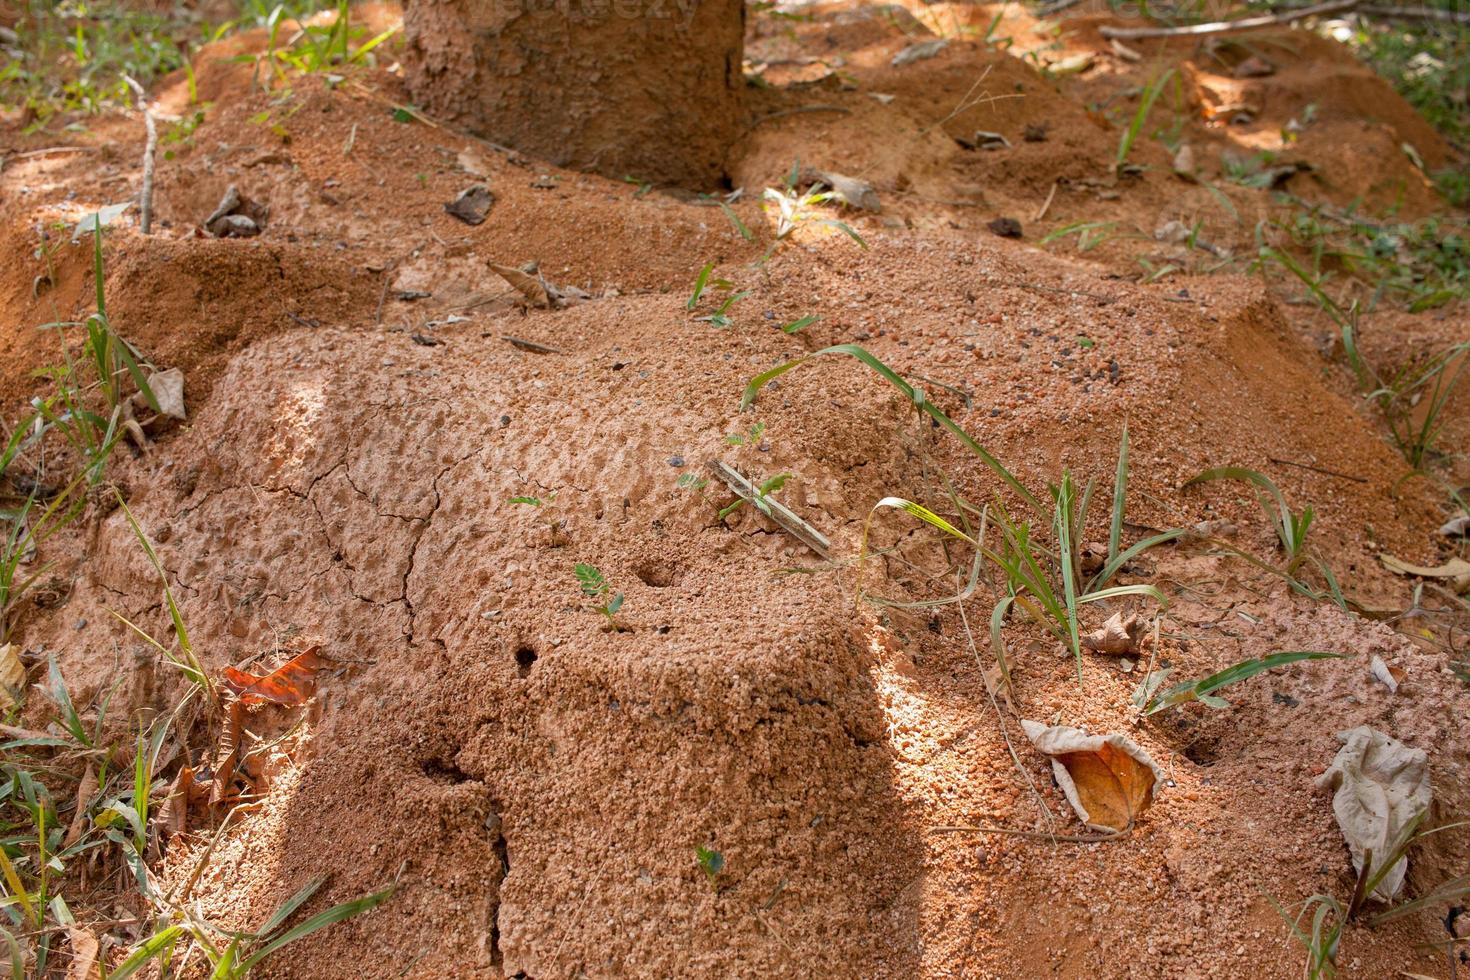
xmin=212 ymin=698 xmax=245 ymax=807
xmin=808 ymin=169 xmax=881 ymax=212
xmin=222 ymin=646 xmax=328 ymax=705
xmin=1022 ymin=720 xmax=1162 ymax=832
xmin=489 ymin=263 xmax=551 ymax=308
xmin=63 ymin=764 xmax=98 ymax=849
xmin=0 ymin=642 xmax=24 ymax=712
xmin=1315 ymin=726 xmax=1430 ymax=902
xmin=1379 ymin=553 xmax=1470 ymax=593
xmin=145 ymin=367 xmax=186 ymax=421
xmin=64 ymin=927 xmax=99 ymax=980
xmin=1082 ymin=611 xmax=1142 ymax=655
xmin=158 ymin=765 xmax=196 ymax=840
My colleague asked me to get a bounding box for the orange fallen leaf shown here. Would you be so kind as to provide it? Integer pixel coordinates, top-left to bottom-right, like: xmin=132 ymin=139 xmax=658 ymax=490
xmin=1023 ymin=720 xmax=1163 ymax=832
xmin=223 ymin=646 xmax=328 ymax=705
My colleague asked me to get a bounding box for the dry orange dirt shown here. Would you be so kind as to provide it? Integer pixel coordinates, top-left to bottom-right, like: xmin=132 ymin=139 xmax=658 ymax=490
xmin=2 ymin=1 xmax=1469 ymax=977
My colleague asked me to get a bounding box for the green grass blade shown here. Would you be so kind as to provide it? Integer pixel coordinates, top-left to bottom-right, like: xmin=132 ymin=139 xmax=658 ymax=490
xmin=740 ymin=345 xmax=1043 ymax=515
xmin=1077 ymin=583 xmax=1168 ymax=608
xmin=715 ymin=200 xmax=754 ymax=241
xmin=237 ymin=886 xmax=394 ymax=972
xmin=1087 ymin=529 xmax=1184 ymax=593
xmin=988 ymin=596 xmax=1015 ymax=689
xmin=1184 ymin=466 xmax=1295 ymax=554
xmin=1145 ymin=650 xmax=1343 ymax=715
xmin=1109 ymin=424 xmax=1129 ymax=563
xmin=105 ymin=925 xmax=184 ymax=979
xmin=686 ymin=262 xmax=713 ymax=310
xmin=1054 ymin=477 xmax=1083 ymax=677
xmin=260 ymin=875 xmax=329 ymax=937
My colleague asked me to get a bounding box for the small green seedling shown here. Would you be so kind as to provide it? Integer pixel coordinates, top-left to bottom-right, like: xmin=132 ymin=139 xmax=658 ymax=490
xmin=686 ymin=263 xmax=749 ymax=327
xmin=698 ymin=289 xmax=749 ymax=329
xmin=724 ymin=422 xmax=765 ymax=447
xmin=781 ymin=314 xmax=820 ymax=334
xmin=695 ymin=845 xmax=724 ymax=885
xmin=1134 ymin=650 xmax=1343 ymax=716
xmin=686 ymin=262 xmax=714 ymax=310
xmin=718 ymin=473 xmax=789 ymax=521
xmin=509 ymin=493 xmax=550 ymax=507
xmin=574 ymin=563 xmax=626 ymax=631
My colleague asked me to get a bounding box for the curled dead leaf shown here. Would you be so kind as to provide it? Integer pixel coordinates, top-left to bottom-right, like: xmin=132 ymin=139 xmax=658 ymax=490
xmin=489 ymin=262 xmax=551 ymax=309
xmin=1315 ymin=726 xmax=1430 ymax=902
xmin=1369 ymin=656 xmax=1405 ymax=694
xmin=1022 ymin=720 xmax=1163 ymax=832
xmin=146 ymin=368 xmax=186 ymax=421
xmin=1082 ymin=611 xmax=1142 ymax=656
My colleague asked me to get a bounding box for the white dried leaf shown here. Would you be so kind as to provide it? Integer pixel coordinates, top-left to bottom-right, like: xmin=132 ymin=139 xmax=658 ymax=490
xmin=1314 ymin=726 xmax=1430 ymax=902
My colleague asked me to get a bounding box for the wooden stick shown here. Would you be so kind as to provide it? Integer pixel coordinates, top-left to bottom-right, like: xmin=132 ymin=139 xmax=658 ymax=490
xmin=1100 ymin=0 xmax=1360 ymax=39
xmin=1033 ymin=180 xmax=1059 ymax=223
xmin=1266 ymin=455 xmax=1369 ymax=484
xmin=502 ymin=335 xmax=562 ymax=355
xmin=707 ymin=460 xmax=832 ymax=559
xmin=122 ymin=75 xmax=157 ymax=235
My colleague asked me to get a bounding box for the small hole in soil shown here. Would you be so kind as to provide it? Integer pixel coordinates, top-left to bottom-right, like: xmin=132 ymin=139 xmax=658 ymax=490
xmin=1183 ymin=740 xmax=1219 ymax=767
xmin=634 ymin=561 xmax=679 ymax=588
xmin=421 ymin=756 xmax=472 ymax=784
xmin=514 ymin=645 xmax=538 ymax=677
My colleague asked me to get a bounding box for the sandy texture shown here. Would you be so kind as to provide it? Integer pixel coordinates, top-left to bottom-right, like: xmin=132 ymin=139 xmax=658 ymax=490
xmin=2 ymin=2 xmax=1468 ymax=977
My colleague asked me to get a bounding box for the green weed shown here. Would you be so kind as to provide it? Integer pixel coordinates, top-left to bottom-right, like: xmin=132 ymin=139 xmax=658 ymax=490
xmin=1115 ymin=69 xmax=1175 ymax=173
xmin=1273 ymin=814 xmax=1470 ymax=978
xmin=695 ymin=845 xmax=724 ymax=885
xmin=575 ymin=563 xmax=626 ymax=631
xmin=1134 ymin=650 xmax=1343 ymax=715
xmin=1184 ymin=467 xmax=1314 ymax=574
xmin=0 ymin=3 xmax=193 ymax=131
xmin=759 ymin=172 xmax=868 ymax=262
xmin=1041 ymin=220 xmax=1116 ymax=253
xmin=776 ymin=352 xmax=1178 ymax=681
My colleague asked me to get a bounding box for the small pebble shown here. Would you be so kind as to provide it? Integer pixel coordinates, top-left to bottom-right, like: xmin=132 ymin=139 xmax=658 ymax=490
xmin=667 ymin=455 xmax=685 ymax=467
xmin=74 ymin=619 xmax=87 ymax=630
